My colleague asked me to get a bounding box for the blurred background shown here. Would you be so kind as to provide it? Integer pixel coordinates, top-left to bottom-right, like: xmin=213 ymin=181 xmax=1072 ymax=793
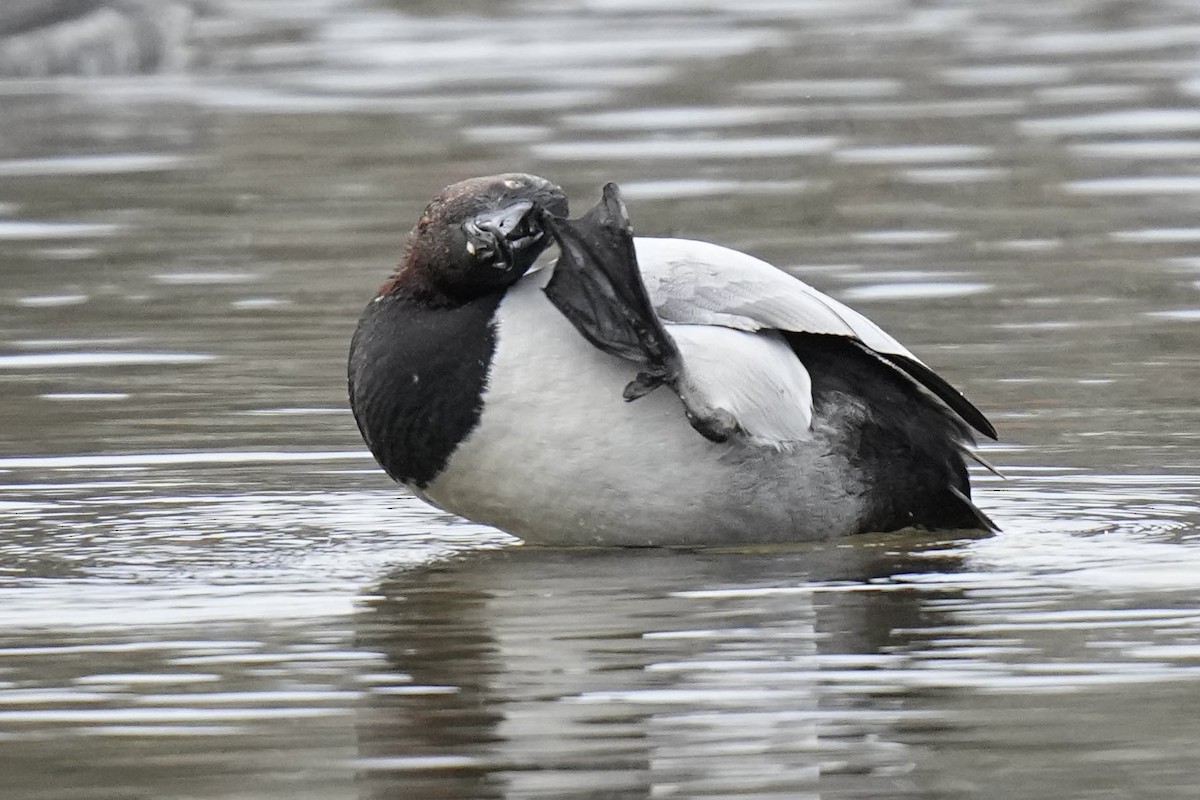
xmin=1 ymin=1 xmax=1199 ymax=798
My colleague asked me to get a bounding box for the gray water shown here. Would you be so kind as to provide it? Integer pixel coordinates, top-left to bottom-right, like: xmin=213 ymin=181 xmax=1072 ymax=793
xmin=1 ymin=1 xmax=1199 ymax=798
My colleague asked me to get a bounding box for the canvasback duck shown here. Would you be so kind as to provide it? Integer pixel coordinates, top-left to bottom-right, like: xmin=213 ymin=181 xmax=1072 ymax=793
xmin=348 ymin=173 xmax=996 ymax=546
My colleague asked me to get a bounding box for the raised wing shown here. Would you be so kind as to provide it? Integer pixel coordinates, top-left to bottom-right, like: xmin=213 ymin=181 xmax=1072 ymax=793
xmin=634 ymin=238 xmax=914 ymax=356
xmin=542 ymin=183 xmax=994 ymax=447
xmin=633 ymin=237 xmax=996 ymax=440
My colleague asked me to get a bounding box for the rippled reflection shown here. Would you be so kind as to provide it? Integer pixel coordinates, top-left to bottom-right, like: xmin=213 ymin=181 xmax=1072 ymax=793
xmin=352 ymin=525 xmax=1200 ymax=799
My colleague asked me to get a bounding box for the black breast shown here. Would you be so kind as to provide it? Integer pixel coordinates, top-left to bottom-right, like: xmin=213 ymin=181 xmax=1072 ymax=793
xmin=348 ymin=292 xmax=503 ymax=488
xmin=786 ymin=333 xmax=981 ymax=532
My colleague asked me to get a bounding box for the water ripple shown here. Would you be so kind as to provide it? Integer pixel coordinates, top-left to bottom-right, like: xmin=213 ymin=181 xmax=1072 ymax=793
xmin=0 ymin=450 xmax=364 ymax=469
xmin=532 ymin=136 xmax=839 ymax=161
xmin=1022 ymin=108 xmax=1200 ymax=136
xmin=1064 ymin=176 xmax=1200 ymax=195
xmin=0 ymin=221 xmax=119 ymax=239
xmin=0 ymin=154 xmax=194 ymax=177
xmin=0 ymin=353 xmax=214 ymax=369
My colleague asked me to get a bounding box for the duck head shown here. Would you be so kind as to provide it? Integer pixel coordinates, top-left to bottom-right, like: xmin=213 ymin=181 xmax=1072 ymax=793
xmin=385 ymin=173 xmax=569 ymax=304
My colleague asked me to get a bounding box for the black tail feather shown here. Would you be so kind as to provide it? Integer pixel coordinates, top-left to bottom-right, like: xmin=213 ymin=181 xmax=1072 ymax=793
xmin=963 ymin=447 xmax=1006 ymax=479
xmin=542 ymin=183 xmax=682 ymax=389
xmin=876 ymin=351 xmax=997 ymax=440
xmin=949 ymin=485 xmax=1000 ymax=532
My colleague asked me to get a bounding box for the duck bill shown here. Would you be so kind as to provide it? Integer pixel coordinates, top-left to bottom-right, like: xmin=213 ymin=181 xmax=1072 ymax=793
xmin=464 ymin=201 xmax=537 ymax=269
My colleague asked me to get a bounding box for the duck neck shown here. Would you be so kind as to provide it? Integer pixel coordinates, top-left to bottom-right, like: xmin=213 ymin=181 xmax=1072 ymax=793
xmin=377 ymin=251 xmax=464 ymax=309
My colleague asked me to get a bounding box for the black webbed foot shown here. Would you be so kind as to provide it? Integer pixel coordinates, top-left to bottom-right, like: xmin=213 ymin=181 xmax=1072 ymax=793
xmin=542 ymin=183 xmax=745 ymax=445
xmin=542 ymin=183 xmax=683 ymax=399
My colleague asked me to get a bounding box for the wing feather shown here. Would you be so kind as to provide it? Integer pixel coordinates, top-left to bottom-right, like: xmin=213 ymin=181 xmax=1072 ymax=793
xmin=669 ymin=325 xmax=813 ymax=448
xmin=542 ymin=189 xmax=993 ymax=447
xmin=635 ymin=238 xmax=916 ymax=359
xmin=634 ymin=237 xmax=995 ymax=440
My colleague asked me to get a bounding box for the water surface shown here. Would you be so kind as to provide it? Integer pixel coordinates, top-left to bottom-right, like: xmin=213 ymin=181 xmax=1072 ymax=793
xmin=1 ymin=1 xmax=1199 ymax=797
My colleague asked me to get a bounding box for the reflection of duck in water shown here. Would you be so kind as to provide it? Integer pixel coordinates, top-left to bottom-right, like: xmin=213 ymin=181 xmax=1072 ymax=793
xmin=0 ymin=0 xmax=192 ymax=77
xmin=354 ymin=540 xmax=968 ymax=799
